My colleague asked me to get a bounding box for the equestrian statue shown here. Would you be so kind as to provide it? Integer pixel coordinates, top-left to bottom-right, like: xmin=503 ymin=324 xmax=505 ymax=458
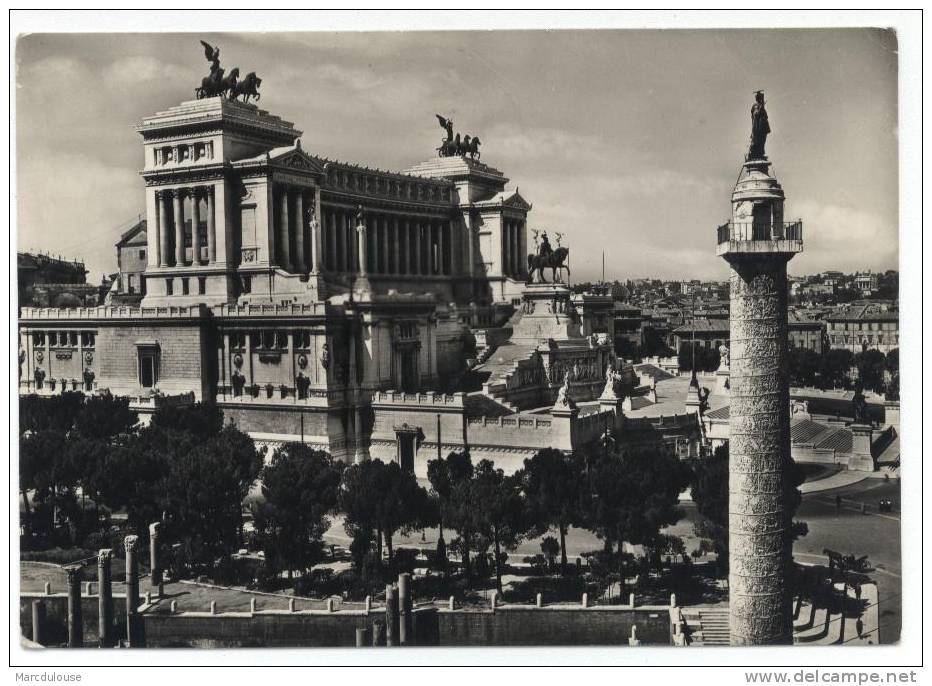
xmin=527 ymin=232 xmax=570 ymax=284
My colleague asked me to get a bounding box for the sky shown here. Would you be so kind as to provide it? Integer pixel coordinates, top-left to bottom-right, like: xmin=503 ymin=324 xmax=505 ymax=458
xmin=15 ymin=29 xmax=899 ymax=284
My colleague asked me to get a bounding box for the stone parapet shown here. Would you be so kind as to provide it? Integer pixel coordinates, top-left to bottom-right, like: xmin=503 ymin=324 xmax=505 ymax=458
xmin=372 ymin=390 xmax=466 ymax=410
xmin=20 ymin=304 xmax=208 ymax=321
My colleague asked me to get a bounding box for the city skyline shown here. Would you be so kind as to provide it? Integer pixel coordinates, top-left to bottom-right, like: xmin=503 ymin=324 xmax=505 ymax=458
xmin=16 ymin=29 xmax=898 ymax=283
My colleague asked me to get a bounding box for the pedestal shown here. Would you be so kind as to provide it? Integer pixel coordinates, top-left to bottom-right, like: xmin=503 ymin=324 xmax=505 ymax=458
xmin=511 ymin=283 xmax=580 ymax=344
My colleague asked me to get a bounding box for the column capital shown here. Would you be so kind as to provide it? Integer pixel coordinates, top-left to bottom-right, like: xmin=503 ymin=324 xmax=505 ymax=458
xmin=124 ymin=535 xmax=139 ymax=554
xmin=66 ymin=565 xmax=83 ymax=584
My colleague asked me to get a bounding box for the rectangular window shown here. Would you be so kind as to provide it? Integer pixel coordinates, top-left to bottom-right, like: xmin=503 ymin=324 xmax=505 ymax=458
xmin=166 ymin=278 xmax=174 ymax=296
xmin=198 ymin=277 xmax=206 ymax=295
xmin=241 ymin=275 xmax=252 ymax=294
xmin=139 ymin=249 xmax=146 ymax=260
xmin=182 ymin=278 xmax=190 ymax=295
xmin=138 ymin=350 xmax=159 ymax=388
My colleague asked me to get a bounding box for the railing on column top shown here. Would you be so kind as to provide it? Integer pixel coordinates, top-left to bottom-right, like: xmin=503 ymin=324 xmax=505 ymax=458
xmin=716 ymin=220 xmax=802 ymax=244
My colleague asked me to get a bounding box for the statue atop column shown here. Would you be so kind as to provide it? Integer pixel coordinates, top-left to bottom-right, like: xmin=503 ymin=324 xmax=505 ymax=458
xmin=747 ymin=90 xmax=771 ymax=160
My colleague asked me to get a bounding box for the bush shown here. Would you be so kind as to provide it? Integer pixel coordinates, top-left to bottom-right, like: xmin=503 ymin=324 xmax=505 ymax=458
xmin=21 ymin=547 xmax=96 ymax=566
xmin=523 ymin=554 xmax=547 ymax=575
xmin=294 ymin=568 xmax=334 ymax=597
xmin=391 ymin=548 xmax=419 ymax=575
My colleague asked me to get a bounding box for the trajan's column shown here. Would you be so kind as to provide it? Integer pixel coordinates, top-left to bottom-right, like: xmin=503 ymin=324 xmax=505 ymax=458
xmin=717 ymin=91 xmax=803 ymax=645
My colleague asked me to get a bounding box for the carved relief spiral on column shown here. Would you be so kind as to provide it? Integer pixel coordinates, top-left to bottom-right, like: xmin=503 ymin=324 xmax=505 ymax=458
xmin=728 ymin=256 xmax=792 ymax=646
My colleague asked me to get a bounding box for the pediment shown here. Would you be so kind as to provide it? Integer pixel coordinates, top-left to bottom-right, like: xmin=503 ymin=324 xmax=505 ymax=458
xmin=502 ymin=190 xmax=532 ymax=211
xmin=269 ymin=149 xmax=325 ymax=174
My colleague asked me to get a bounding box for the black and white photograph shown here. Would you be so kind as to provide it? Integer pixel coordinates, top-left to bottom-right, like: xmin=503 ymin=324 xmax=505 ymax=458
xmin=7 ymin=9 xmax=923 ymax=679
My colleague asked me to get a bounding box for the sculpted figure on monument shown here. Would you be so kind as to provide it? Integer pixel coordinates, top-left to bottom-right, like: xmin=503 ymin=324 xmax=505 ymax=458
xmin=718 ymin=344 xmax=730 ymax=368
xmin=527 ymin=236 xmax=571 ymax=284
xmin=229 ymin=72 xmax=262 ymax=102
xmin=852 ymin=382 xmax=870 ymax=424
xmin=747 ymin=90 xmax=771 ymax=160
xmin=436 ymin=114 xmax=454 ymax=155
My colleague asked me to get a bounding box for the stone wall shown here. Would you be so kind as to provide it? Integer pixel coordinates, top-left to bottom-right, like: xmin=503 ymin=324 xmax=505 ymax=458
xmin=20 ymin=592 xmax=128 ymax=647
xmin=135 ymin=604 xmax=671 ymax=648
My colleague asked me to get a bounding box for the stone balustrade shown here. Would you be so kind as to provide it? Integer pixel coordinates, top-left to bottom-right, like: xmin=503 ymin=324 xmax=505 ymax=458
xmin=372 ymin=391 xmax=465 ymax=408
xmin=20 ymin=304 xmax=207 ymax=320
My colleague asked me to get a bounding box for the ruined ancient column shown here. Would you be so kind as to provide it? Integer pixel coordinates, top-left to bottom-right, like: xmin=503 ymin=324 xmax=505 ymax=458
xmin=66 ymin=565 xmax=83 ymax=647
xmin=97 ymin=548 xmax=114 ymax=648
xmin=384 ymin=584 xmax=398 ymax=647
xmin=124 ymin=535 xmax=140 ymax=646
xmin=398 ymin=573 xmax=413 ymax=645
xmin=31 ymin=600 xmax=46 ymax=645
xmin=148 ymin=522 xmax=162 ymax=592
xmin=719 ymin=101 xmax=802 ymax=645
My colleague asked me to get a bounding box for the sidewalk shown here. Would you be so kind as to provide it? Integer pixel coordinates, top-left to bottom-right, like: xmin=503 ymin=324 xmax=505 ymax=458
xmin=799 ymin=470 xmax=870 ymax=494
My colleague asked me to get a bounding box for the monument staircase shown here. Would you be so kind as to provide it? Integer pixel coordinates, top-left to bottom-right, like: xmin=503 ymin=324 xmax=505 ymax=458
xmin=682 ymin=605 xmax=730 ymax=646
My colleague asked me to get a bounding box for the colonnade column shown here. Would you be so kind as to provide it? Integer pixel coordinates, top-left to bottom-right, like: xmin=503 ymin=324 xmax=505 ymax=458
xmin=415 ymin=222 xmax=423 ymax=275
xmin=392 ymin=217 xmax=400 ymax=275
xmin=206 ymin=187 xmax=216 ymax=265
xmin=278 ymin=187 xmax=291 ymax=271
xmin=327 ymin=210 xmax=336 ymax=271
xmin=311 ymin=195 xmax=323 ymax=274
xmin=191 ymin=190 xmax=202 ymax=265
xmin=173 ymin=190 xmax=184 ymax=266
xmin=402 ymin=219 xmax=410 ymax=275
xmin=439 ymin=221 xmax=446 ymax=275
xmin=518 ymin=219 xmax=527 ymax=279
xmin=294 ymin=191 xmax=305 ymax=273
xmin=158 ymin=191 xmax=170 ymax=267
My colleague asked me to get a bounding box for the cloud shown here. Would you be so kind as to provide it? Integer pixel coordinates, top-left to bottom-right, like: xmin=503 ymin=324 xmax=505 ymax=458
xmin=791 ymin=200 xmax=898 ymax=274
xmin=102 ymin=55 xmax=191 ymax=86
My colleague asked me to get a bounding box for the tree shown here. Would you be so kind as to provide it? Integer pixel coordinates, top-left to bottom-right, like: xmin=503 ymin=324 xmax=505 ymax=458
xmin=787 ymin=347 xmax=821 ymax=387
xmin=691 ymin=445 xmax=729 ymax=569
xmin=691 ymin=444 xmax=808 ymax=575
xmin=581 ymin=447 xmax=692 ymax=555
xmin=427 ymin=451 xmax=476 ymax=580
xmin=161 ymin=427 xmax=262 ymax=570
xmin=678 ymin=342 xmax=720 ymax=373
xmin=472 ymin=459 xmax=528 ymax=593
xmin=516 ymin=448 xmax=585 ymax=574
xmin=373 ymin=461 xmax=433 ymax=566
xmin=855 ymin=349 xmax=887 ymax=394
xmin=885 ymin=348 xmax=900 ymax=400
xmin=339 ymin=460 xmax=383 ymax=571
xmin=340 ymin=459 xmax=432 ymax=572
xmin=540 ymin=536 xmax=560 ymax=571
xmin=641 ymin=327 xmax=675 ymax=358
xmin=255 ymin=444 xmax=343 ymax=579
xmin=820 ymin=348 xmax=855 ymax=389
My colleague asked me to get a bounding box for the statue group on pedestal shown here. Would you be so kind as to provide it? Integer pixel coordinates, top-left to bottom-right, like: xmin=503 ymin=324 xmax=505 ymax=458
xmin=435 ymin=115 xmax=481 ymax=159
xmin=195 ymin=41 xmax=262 ymax=102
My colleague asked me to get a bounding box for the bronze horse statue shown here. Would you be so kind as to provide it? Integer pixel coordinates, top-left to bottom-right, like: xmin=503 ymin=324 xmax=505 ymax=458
xmin=229 ymin=72 xmax=262 ymax=102
xmin=527 ymin=247 xmax=570 ymax=283
xmin=196 ymin=67 xmax=239 ymax=99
